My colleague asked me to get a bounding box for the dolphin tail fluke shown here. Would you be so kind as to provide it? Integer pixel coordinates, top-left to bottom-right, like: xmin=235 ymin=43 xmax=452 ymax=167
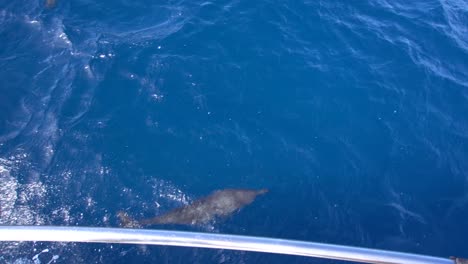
xmin=117 ymin=211 xmax=142 ymax=228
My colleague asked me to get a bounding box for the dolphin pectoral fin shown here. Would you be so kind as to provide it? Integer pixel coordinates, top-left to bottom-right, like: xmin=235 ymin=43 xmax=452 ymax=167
xmin=117 ymin=211 xmax=142 ymax=228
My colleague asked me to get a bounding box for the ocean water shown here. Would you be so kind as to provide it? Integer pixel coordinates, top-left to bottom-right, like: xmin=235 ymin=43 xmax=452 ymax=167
xmin=0 ymin=0 xmax=467 ymax=263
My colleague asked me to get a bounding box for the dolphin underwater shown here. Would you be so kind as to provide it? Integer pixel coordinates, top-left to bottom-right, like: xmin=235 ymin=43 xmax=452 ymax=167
xmin=118 ymin=188 xmax=268 ymax=227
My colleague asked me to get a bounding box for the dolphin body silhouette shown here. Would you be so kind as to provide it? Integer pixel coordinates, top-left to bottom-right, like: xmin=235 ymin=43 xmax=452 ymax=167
xmin=118 ymin=188 xmax=268 ymax=227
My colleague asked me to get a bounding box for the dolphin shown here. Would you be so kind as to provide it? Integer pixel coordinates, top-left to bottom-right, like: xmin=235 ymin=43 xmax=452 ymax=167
xmin=118 ymin=188 xmax=268 ymax=227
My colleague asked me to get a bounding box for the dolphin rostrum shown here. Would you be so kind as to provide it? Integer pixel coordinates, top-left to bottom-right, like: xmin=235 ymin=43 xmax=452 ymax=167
xmin=118 ymin=188 xmax=268 ymax=227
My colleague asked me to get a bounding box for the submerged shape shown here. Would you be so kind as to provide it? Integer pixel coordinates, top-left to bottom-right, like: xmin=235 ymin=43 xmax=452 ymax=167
xmin=45 ymin=0 xmax=56 ymax=8
xmin=118 ymin=188 xmax=268 ymax=227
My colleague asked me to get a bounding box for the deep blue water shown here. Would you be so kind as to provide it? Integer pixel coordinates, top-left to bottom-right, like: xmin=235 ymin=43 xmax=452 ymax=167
xmin=1 ymin=0 xmax=467 ymax=263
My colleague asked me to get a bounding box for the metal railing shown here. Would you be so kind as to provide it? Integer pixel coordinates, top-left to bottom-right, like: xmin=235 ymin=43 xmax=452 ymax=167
xmin=0 ymin=226 xmax=463 ymax=264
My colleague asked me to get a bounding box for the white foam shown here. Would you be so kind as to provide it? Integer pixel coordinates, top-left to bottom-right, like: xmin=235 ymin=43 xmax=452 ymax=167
xmin=51 ymin=206 xmax=72 ymax=223
xmin=0 ymin=154 xmax=47 ymax=226
xmin=0 ymin=170 xmax=18 ymax=225
xmin=32 ymin=248 xmax=60 ymax=264
xmin=0 ymin=157 xmax=12 ymax=173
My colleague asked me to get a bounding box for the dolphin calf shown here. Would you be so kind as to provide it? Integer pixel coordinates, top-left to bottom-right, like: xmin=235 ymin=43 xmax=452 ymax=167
xmin=118 ymin=188 xmax=268 ymax=227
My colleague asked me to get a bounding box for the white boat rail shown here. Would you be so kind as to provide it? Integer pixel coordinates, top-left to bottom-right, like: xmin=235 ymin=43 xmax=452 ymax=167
xmin=0 ymin=226 xmax=465 ymax=264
